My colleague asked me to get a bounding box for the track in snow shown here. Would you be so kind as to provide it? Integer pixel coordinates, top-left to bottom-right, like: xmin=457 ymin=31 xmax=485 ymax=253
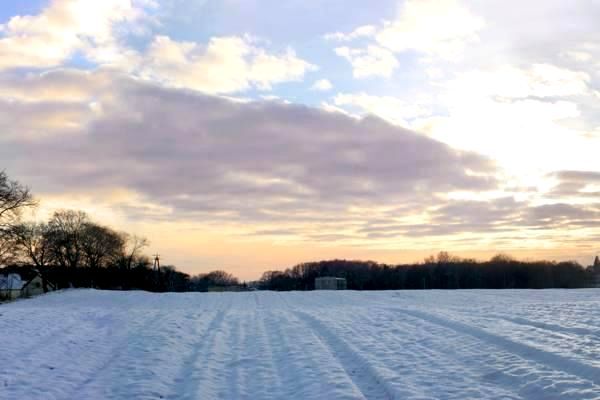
xmin=1 ymin=289 xmax=599 ymax=400
xmin=292 ymin=309 xmax=393 ymax=400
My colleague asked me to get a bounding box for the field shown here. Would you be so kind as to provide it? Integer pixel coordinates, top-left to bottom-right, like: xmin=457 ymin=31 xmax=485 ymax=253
xmin=1 ymin=289 xmax=599 ymax=399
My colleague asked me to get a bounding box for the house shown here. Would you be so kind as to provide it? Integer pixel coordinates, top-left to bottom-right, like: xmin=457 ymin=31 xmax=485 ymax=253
xmin=315 ymin=277 xmax=347 ymax=290
xmin=0 ymin=268 xmax=56 ymax=300
xmin=0 ymin=273 xmax=24 ymax=300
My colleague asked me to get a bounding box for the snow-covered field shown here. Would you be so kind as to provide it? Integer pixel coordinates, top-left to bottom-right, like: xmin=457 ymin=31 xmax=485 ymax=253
xmin=1 ymin=289 xmax=599 ymax=400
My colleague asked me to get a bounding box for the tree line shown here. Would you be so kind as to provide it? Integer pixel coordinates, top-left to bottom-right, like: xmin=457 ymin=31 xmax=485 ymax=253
xmin=0 ymin=171 xmax=239 ymax=293
xmin=258 ymin=252 xmax=595 ymax=291
xmin=2 ymin=170 xmax=597 ymax=293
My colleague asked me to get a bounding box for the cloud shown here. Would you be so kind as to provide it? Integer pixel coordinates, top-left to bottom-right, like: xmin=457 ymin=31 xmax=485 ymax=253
xmin=0 ymin=69 xmax=496 ymax=227
xmin=552 ymin=171 xmax=600 ymax=183
xmin=525 ymin=203 xmax=600 ymax=228
xmin=0 ymin=68 xmax=114 ymax=102
xmin=547 ymin=171 xmax=600 ymax=200
xmin=0 ymin=2 xmax=314 ymax=95
xmin=1 ymin=70 xmax=597 ymax=253
xmin=410 ymin=62 xmax=600 ymax=177
xmin=324 ymin=25 xmax=377 ymax=42
xmin=140 ymin=35 xmax=316 ymax=94
xmin=327 ymin=1 xmax=600 ymax=183
xmin=356 ymin=197 xmax=600 ymax=240
xmin=376 ymin=0 xmax=484 ymax=61
xmin=333 ymin=93 xmax=431 ymax=127
xmin=0 ymin=98 xmax=95 ymax=139
xmin=330 ymin=0 xmax=484 ymax=75
xmin=311 ymin=79 xmax=333 ymax=91
xmin=334 ymin=46 xmax=398 ymax=78
xmin=0 ymin=0 xmax=153 ymax=70
xmin=445 ymin=64 xmax=590 ymax=99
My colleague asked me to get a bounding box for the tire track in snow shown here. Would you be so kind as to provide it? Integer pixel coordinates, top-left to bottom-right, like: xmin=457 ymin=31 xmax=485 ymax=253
xmin=261 ymin=305 xmax=371 ymax=399
xmin=224 ymin=312 xmax=244 ymax=399
xmin=170 ymin=300 xmax=231 ymax=400
xmin=0 ymin=314 xmax=97 ymax=398
xmin=252 ymin=310 xmax=284 ymax=397
xmin=226 ymin=307 xmax=284 ymax=400
xmin=0 ymin=313 xmax=82 ymax=364
xmin=102 ymin=310 xmax=208 ymax=399
xmin=399 ymin=308 xmax=600 ymax=387
xmin=5 ymin=309 xmax=166 ymax=400
xmin=260 ymin=310 xmax=309 ymax=398
xmin=67 ymin=310 xmax=167 ymax=398
xmin=292 ymin=310 xmax=394 ymax=400
xmin=492 ymin=315 xmax=600 ymax=340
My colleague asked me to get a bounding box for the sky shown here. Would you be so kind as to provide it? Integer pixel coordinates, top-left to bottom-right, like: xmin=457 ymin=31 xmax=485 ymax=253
xmin=1 ymin=0 xmax=599 ymax=279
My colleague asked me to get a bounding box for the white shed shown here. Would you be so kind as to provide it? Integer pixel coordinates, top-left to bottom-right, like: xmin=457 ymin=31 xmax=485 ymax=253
xmin=315 ymin=277 xmax=347 ymax=290
xmin=0 ymin=273 xmax=24 ymax=300
xmin=0 ymin=271 xmax=56 ymax=301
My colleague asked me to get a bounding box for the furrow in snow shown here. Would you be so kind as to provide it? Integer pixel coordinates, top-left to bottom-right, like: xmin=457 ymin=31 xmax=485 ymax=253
xmin=169 ymin=308 xmax=231 ymax=399
xmin=399 ymin=308 xmax=600 ymax=390
xmin=65 ymin=309 xmax=168 ymax=399
xmin=292 ymin=310 xmax=395 ymax=400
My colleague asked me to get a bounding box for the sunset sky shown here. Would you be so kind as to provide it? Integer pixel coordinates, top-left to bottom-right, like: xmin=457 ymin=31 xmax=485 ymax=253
xmin=1 ymin=0 xmax=599 ymax=279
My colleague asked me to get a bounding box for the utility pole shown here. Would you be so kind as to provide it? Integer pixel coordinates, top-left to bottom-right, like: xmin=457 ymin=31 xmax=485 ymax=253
xmin=152 ymin=254 xmax=161 ymax=291
xmin=153 ymin=254 xmax=161 ymax=272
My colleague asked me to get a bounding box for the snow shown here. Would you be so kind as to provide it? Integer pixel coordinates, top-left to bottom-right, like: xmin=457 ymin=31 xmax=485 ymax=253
xmin=1 ymin=289 xmax=599 ymax=399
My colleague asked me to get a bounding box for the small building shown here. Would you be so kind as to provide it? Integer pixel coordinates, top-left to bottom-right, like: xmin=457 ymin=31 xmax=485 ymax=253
xmin=0 ymin=269 xmax=56 ymax=301
xmin=0 ymin=273 xmax=24 ymax=300
xmin=591 ymin=256 xmax=600 ymax=288
xmin=207 ymin=285 xmax=245 ymax=292
xmin=315 ymin=276 xmax=347 ymax=290
xmin=21 ymin=273 xmax=55 ymax=297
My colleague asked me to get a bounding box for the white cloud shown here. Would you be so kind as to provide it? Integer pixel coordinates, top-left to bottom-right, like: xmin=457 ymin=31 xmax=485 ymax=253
xmin=445 ymin=64 xmax=590 ymax=100
xmin=249 ymin=47 xmax=316 ymax=90
xmin=414 ymin=63 xmax=600 ymax=176
xmin=311 ymin=79 xmax=333 ymax=91
xmin=0 ymin=0 xmax=152 ymax=70
xmin=563 ymin=51 xmax=593 ymax=63
xmin=330 ymin=0 xmax=484 ymax=77
xmin=376 ymin=0 xmax=484 ymax=60
xmin=0 ymin=1 xmax=315 ymax=94
xmin=320 ymin=101 xmax=357 ymax=117
xmin=324 ymin=25 xmax=377 ymax=41
xmin=0 ymin=69 xmax=114 ymax=102
xmin=334 ymin=46 xmax=398 ymax=78
xmin=140 ymin=35 xmax=316 ymax=94
xmin=333 ymin=93 xmax=431 ymax=127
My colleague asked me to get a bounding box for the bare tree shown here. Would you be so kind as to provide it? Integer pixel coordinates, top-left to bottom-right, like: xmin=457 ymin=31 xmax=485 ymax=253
xmin=47 ymin=210 xmax=89 ymax=269
xmin=80 ymin=223 xmax=125 ymax=269
xmin=122 ymin=234 xmax=149 ymax=270
xmin=9 ymin=222 xmax=55 ymax=292
xmin=0 ymin=234 xmax=17 ymax=266
xmin=0 ymin=171 xmax=36 ymax=266
xmin=11 ymin=222 xmax=53 ymax=268
xmin=0 ymin=171 xmax=36 ymax=229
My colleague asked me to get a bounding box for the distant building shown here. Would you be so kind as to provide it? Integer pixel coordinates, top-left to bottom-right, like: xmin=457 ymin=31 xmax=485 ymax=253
xmin=315 ymin=277 xmax=347 ymax=290
xmin=0 ymin=269 xmax=56 ymax=301
xmin=207 ymin=285 xmax=245 ymax=292
xmin=591 ymin=256 xmax=600 ymax=288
